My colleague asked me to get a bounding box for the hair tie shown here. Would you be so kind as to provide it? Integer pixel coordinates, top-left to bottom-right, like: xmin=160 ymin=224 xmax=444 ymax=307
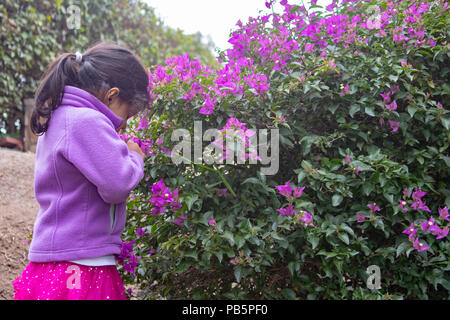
xmin=75 ymin=51 xmax=83 ymax=63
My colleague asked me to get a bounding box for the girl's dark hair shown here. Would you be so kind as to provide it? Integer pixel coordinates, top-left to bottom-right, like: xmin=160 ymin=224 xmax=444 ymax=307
xmin=31 ymin=42 xmax=150 ymax=135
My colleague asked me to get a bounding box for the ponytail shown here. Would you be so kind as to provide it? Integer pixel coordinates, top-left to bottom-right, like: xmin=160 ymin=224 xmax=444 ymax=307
xmin=31 ymin=42 xmax=150 ymax=135
xmin=31 ymin=53 xmax=82 ymax=135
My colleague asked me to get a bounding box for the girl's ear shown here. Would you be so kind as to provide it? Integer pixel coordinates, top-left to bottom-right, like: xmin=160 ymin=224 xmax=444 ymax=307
xmin=104 ymin=87 xmax=120 ymax=105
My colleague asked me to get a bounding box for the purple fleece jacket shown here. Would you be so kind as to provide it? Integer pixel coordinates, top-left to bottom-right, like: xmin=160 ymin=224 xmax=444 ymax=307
xmin=28 ymin=85 xmax=145 ymax=262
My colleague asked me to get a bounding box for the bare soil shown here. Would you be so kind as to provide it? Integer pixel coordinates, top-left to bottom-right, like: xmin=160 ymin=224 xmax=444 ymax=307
xmin=0 ymin=147 xmax=38 ymax=300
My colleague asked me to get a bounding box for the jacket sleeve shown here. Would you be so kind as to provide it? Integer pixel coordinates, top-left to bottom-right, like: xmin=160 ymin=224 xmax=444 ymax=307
xmin=65 ymin=112 xmax=145 ymax=204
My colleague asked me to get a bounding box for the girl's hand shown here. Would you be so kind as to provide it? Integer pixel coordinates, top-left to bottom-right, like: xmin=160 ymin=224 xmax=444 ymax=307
xmin=127 ymin=141 xmax=146 ymax=160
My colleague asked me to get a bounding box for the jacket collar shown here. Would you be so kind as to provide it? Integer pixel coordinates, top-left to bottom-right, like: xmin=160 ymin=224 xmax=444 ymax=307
xmin=60 ymin=85 xmax=124 ymax=130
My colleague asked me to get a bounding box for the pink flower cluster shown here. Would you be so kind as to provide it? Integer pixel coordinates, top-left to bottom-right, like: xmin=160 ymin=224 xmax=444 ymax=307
xmin=275 ymin=180 xmax=314 ymax=227
xmin=149 ymin=179 xmax=184 ymax=226
xmin=344 ymin=154 xmax=362 ymax=174
xmin=379 ymin=84 xmax=401 ymax=132
xmin=118 ymin=131 xmax=156 ymax=156
xmin=401 ymin=188 xmax=449 ymax=252
xmin=144 ymin=0 xmax=441 ymax=128
xmin=399 ymin=188 xmax=431 ymax=213
xmin=148 ymin=52 xmax=269 ymax=115
xmin=212 ymin=117 xmax=260 ymax=162
xmin=355 ymin=202 xmax=381 ymax=222
xmin=117 ymin=240 xmax=140 ymax=274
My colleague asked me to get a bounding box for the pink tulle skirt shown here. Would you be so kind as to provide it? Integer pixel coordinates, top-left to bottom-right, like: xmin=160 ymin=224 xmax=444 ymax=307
xmin=13 ymin=261 xmax=127 ymax=300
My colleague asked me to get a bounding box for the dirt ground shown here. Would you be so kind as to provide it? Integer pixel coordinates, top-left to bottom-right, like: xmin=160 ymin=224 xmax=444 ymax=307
xmin=0 ymin=146 xmax=140 ymax=300
xmin=0 ymin=147 xmax=38 ymax=300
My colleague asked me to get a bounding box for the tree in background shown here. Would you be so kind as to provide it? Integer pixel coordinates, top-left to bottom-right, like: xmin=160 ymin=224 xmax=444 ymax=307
xmin=0 ymin=0 xmax=217 ymax=139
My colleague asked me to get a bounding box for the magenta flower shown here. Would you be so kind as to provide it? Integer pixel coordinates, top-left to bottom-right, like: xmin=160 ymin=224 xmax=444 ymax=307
xmin=419 ymin=216 xmax=435 ymax=231
xmin=149 ymin=179 xmax=180 ymax=216
xmin=171 ymin=202 xmax=183 ymax=211
xmin=411 ymin=188 xmax=427 ymax=201
xmin=276 ymin=180 xmax=293 ymax=199
xmin=123 ymin=254 xmax=140 ymax=274
xmin=277 ymin=205 xmax=297 ymax=216
xmin=118 ymin=240 xmax=140 ymax=274
xmin=340 ymin=84 xmax=350 ymax=96
xmin=208 ymin=216 xmax=216 ymax=226
xmin=356 ymin=213 xmax=366 ymax=223
xmin=127 ymin=288 xmax=133 ymax=297
xmin=367 ymin=203 xmax=381 ymax=214
xmin=411 ymin=198 xmax=431 ymax=212
xmin=136 ymin=118 xmax=149 ymax=131
xmin=265 ymin=1 xmax=273 ymax=9
xmin=413 ymin=238 xmax=430 ymax=252
xmin=293 ymin=186 xmax=305 ymax=198
xmin=385 ymin=100 xmax=398 ymax=111
xmin=149 ymin=249 xmax=156 ymax=256
xmin=403 ymin=188 xmax=410 ymax=198
xmin=150 ymin=179 xmax=166 ymax=195
xmin=430 ymin=225 xmax=449 ymax=240
xmin=345 ymin=154 xmax=351 ymax=164
xmin=216 ymin=188 xmax=228 ymax=197
xmin=398 ymin=199 xmax=408 ymax=212
xmin=172 ymin=213 xmax=187 ymax=226
xmin=298 ymin=211 xmax=314 ymax=227
xmin=380 ymin=91 xmax=391 ymax=104
xmin=402 ymin=223 xmax=417 ymax=242
xmin=135 ymin=228 xmax=145 ymax=238
xmin=438 ymin=206 xmax=450 ymax=222
xmin=388 ymin=120 xmax=400 ymax=132
xmin=151 ymin=206 xmax=165 ymax=216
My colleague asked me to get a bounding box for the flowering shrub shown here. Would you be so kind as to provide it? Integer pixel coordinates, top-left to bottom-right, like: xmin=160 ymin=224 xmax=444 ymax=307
xmin=118 ymin=0 xmax=450 ymax=299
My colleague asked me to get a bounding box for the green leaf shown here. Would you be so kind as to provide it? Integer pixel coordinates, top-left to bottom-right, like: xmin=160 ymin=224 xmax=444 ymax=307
xmin=235 ymin=236 xmax=245 ymax=250
xmin=308 ymin=235 xmax=320 ymax=249
xmin=242 ymin=177 xmax=260 ymax=185
xmin=281 ymin=288 xmax=297 ymax=300
xmin=287 ymin=261 xmax=296 ymax=276
xmin=349 ymin=104 xmax=360 ymax=118
xmin=407 ymin=105 xmax=418 ymax=118
xmin=215 ymin=251 xmax=223 ymax=263
xmin=441 ymin=117 xmax=450 ymax=131
xmin=234 ymin=266 xmax=242 ymax=283
xmin=384 ymin=193 xmax=394 ymax=205
xmin=183 ymin=251 xmax=198 ymax=260
xmin=223 ymin=231 xmax=235 ymax=245
xmin=298 ymin=170 xmax=307 ymax=184
xmin=332 ymin=194 xmax=343 ymax=207
xmin=365 ymin=106 xmax=375 ymax=117
xmin=362 ymin=182 xmax=375 ymax=196
xmin=396 ymin=241 xmax=411 ymax=257
xmin=442 ymin=156 xmax=450 ymax=167
xmin=337 ymin=232 xmax=349 ymax=245
xmin=340 ymin=223 xmax=355 ymax=236
xmin=185 ymin=194 xmax=198 ymax=211
xmin=388 ymin=74 xmax=398 ymax=82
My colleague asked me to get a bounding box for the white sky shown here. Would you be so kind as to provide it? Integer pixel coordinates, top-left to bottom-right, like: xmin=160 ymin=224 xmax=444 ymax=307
xmin=144 ymin=0 xmax=330 ymax=53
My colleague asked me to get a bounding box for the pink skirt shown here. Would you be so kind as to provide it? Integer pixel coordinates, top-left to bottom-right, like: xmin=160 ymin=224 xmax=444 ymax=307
xmin=13 ymin=261 xmax=127 ymax=300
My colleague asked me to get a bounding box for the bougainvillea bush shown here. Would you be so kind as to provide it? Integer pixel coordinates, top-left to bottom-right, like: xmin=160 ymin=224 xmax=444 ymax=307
xmin=118 ymin=0 xmax=450 ymax=299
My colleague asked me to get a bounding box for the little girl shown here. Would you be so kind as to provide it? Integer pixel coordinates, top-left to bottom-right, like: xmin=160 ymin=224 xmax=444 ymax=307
xmin=13 ymin=42 xmax=149 ymax=300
